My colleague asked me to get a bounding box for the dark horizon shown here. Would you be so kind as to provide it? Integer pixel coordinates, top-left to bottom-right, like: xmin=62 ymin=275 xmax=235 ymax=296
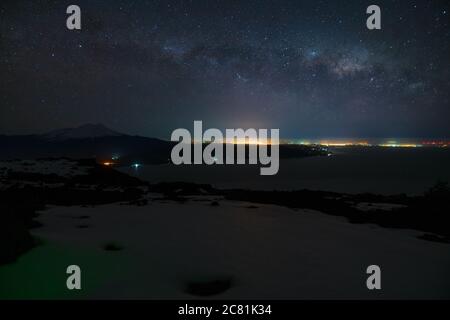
xmin=2 ymin=122 xmax=450 ymax=143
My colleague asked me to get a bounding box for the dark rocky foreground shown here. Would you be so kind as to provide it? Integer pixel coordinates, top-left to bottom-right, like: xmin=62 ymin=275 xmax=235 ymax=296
xmin=1 ymin=158 xmax=449 ymax=266
xmin=0 ymin=158 xmax=146 ymax=264
xmin=154 ymin=180 xmax=450 ymax=242
xmin=223 ymin=185 xmax=450 ymax=242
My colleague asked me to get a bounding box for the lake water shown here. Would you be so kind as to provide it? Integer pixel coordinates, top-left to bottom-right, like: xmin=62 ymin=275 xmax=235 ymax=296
xmin=120 ymin=147 xmax=450 ymax=195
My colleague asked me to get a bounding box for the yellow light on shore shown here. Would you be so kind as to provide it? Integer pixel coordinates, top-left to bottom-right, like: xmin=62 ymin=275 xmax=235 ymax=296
xmin=232 ymin=138 xmax=278 ymax=145
xmin=379 ymin=144 xmax=421 ymax=148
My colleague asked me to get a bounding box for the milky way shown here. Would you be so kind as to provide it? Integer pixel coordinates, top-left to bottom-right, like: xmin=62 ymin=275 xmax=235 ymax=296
xmin=1 ymin=0 xmax=449 ymax=138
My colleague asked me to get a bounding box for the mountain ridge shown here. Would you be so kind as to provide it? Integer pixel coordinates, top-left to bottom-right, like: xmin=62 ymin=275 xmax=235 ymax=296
xmin=0 ymin=124 xmax=173 ymax=164
xmin=41 ymin=123 xmax=125 ymax=141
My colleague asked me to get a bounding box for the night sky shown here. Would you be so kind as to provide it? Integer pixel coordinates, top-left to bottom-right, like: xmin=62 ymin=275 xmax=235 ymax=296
xmin=1 ymin=0 xmax=449 ymax=139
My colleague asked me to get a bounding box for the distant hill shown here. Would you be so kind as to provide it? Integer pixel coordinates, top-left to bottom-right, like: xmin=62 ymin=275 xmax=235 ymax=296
xmin=0 ymin=124 xmax=328 ymax=164
xmin=0 ymin=124 xmax=174 ymax=164
xmin=42 ymin=123 xmax=124 ymax=141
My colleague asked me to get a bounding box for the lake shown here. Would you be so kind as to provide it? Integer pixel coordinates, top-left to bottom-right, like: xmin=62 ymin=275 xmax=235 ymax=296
xmin=120 ymin=147 xmax=450 ymax=195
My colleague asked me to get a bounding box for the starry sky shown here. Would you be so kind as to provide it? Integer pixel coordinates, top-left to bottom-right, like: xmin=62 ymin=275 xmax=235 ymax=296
xmin=1 ymin=0 xmax=449 ymax=139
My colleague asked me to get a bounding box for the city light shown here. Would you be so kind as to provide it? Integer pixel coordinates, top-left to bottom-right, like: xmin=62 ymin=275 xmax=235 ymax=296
xmin=284 ymin=139 xmax=448 ymax=148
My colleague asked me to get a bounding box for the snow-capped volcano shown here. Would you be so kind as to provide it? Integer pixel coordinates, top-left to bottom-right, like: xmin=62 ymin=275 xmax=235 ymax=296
xmin=42 ymin=124 xmax=124 ymax=141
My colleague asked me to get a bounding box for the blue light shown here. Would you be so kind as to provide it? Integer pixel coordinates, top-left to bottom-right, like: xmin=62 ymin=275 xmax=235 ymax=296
xmin=131 ymin=163 xmax=141 ymax=169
